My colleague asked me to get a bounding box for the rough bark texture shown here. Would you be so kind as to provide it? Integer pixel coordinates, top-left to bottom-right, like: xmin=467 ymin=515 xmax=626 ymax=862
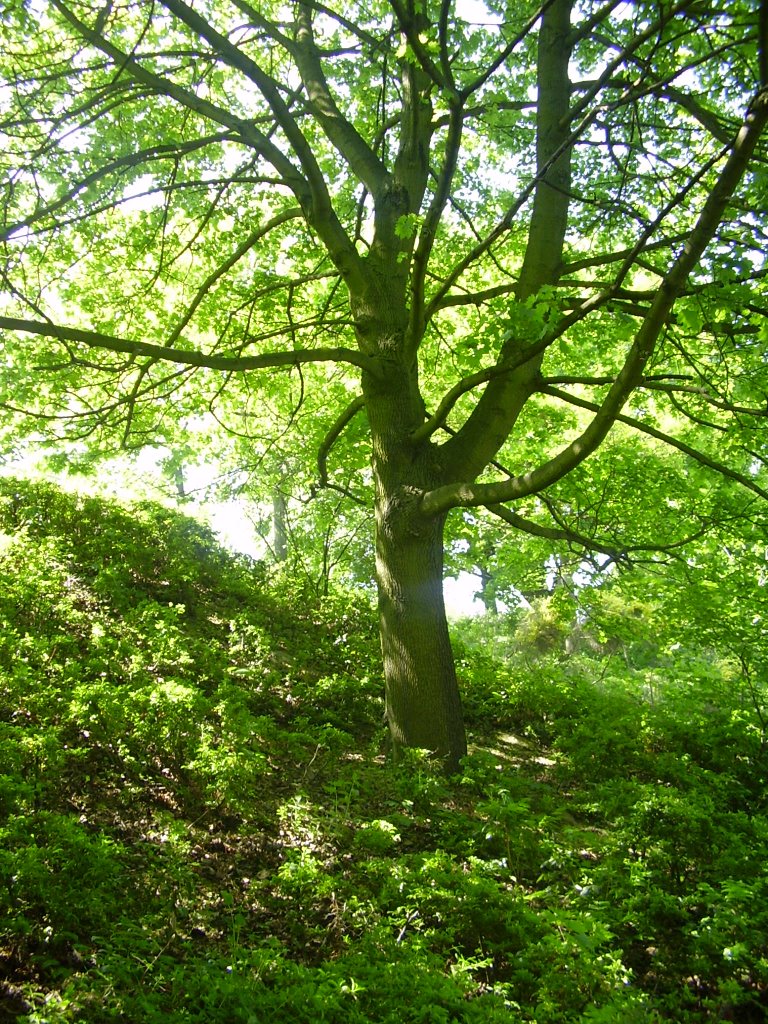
xmin=358 ymin=0 xmax=573 ymax=768
xmin=376 ymin=500 xmax=466 ymax=768
xmin=362 ymin=353 xmax=467 ymax=769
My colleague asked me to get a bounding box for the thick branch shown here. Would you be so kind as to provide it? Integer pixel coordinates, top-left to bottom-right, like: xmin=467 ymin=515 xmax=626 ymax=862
xmin=421 ymin=86 xmax=768 ymax=515
xmin=431 ymin=282 xmax=518 ymax=310
xmin=407 ymin=100 xmax=464 ymax=352
xmin=426 ymin=3 xmax=719 ymax=319
xmin=516 ymin=0 xmax=572 ymax=299
xmin=156 ymin=0 xmax=366 ymax=288
xmin=434 ymin=0 xmax=573 ymax=482
xmin=425 ymin=2 xmax=576 ymax=321
xmin=560 ymin=234 xmax=689 ymax=275
xmin=568 ymin=0 xmax=625 ymax=44
xmin=659 ymin=86 xmax=735 ymax=146
xmin=49 ymin=0 xmax=308 ymax=196
xmin=437 ymin=0 xmax=455 ymax=92
xmin=391 ymin=21 xmax=434 ymax=217
xmin=388 ymin=0 xmax=445 ymax=89
xmin=49 ymin=0 xmax=365 ymax=292
xmin=0 ymin=317 xmax=379 ymax=374
xmin=158 ymin=0 xmax=321 ymax=185
xmin=290 ymin=1 xmax=381 ymax=49
xmin=293 ymin=4 xmax=390 ymax=197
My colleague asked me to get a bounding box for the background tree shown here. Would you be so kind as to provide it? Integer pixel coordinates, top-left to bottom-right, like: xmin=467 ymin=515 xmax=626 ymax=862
xmin=1 ymin=0 xmax=767 ymax=766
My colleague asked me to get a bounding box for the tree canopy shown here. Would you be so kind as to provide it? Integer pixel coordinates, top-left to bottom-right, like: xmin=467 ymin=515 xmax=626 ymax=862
xmin=1 ymin=0 xmax=767 ymax=763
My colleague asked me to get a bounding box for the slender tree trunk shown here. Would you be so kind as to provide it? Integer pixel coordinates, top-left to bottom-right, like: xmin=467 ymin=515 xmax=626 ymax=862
xmin=172 ymin=463 xmax=186 ymax=501
xmin=478 ymin=566 xmax=499 ymax=616
xmin=271 ymin=483 xmax=287 ymax=562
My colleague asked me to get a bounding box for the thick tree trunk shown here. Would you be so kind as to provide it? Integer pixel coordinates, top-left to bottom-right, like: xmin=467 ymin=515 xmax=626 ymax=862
xmin=376 ymin=496 xmax=467 ymax=770
xmin=363 ymin=353 xmax=468 ymax=770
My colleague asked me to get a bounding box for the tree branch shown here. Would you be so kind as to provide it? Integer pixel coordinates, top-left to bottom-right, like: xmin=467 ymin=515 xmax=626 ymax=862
xmin=410 ymin=337 xmax=554 ymax=445
xmin=0 ymin=134 xmax=233 ymax=242
xmin=165 ymin=207 xmax=304 ymax=345
xmin=560 ymin=234 xmax=689 ymax=275
xmin=516 ymin=0 xmax=572 ymax=299
xmin=406 ymin=99 xmax=464 ymax=353
xmin=433 ymin=0 xmax=573 ymax=481
xmin=460 ymin=0 xmax=557 ymax=100
xmin=293 ymin=3 xmax=391 ymax=197
xmin=540 ymin=385 xmax=768 ymax=501
xmin=431 ymin=281 xmax=519 ymax=311
xmin=49 ymin=0 xmax=307 ymax=192
xmin=485 ymin=503 xmax=626 ymax=563
xmin=658 ymin=85 xmax=736 ymax=146
xmin=541 ymin=374 xmax=768 ymax=420
xmin=421 ymin=85 xmax=768 ymax=515
xmin=155 ymin=0 xmax=366 ymax=289
xmin=48 ymin=0 xmax=365 ymax=293
xmin=388 ymin=0 xmax=445 ymax=89
xmin=0 ymin=317 xmax=379 ymax=374
xmin=423 ymin=4 xmax=727 ymax=314
xmin=317 ymin=394 xmax=366 ymax=489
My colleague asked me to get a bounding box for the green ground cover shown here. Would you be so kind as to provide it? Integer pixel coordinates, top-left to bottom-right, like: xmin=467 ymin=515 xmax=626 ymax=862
xmin=1 ymin=479 xmax=766 ymax=1022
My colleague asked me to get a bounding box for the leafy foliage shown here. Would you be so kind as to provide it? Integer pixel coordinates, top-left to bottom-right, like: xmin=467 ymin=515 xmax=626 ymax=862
xmin=1 ymin=479 xmax=767 ymax=1022
xmin=1 ymin=0 xmax=767 ymax=760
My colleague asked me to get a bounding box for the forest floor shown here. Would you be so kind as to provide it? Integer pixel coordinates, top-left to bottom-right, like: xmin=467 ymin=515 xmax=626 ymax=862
xmin=1 ymin=478 xmax=767 ymax=1023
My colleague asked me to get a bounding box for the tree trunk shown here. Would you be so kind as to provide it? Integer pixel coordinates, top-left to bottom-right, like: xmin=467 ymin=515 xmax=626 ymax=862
xmin=478 ymin=565 xmax=499 ymax=616
xmin=363 ymin=354 xmax=468 ymax=770
xmin=271 ymin=483 xmax=288 ymax=563
xmin=376 ymin=495 xmax=467 ymax=770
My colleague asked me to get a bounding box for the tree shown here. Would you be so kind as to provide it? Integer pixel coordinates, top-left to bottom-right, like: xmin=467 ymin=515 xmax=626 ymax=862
xmin=1 ymin=0 xmax=767 ymax=767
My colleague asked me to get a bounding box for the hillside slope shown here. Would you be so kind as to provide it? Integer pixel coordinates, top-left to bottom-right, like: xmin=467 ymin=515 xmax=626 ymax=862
xmin=1 ymin=479 xmax=767 ymax=1023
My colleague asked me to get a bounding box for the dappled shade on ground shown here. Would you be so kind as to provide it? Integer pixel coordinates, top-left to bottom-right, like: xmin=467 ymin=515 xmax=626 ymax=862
xmin=1 ymin=479 xmax=767 ymax=1022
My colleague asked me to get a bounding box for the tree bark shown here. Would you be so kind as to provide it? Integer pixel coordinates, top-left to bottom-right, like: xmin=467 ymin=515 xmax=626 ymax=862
xmin=362 ymin=353 xmax=467 ymax=770
xmin=376 ymin=496 xmax=466 ymax=770
xmin=271 ymin=483 xmax=288 ymax=563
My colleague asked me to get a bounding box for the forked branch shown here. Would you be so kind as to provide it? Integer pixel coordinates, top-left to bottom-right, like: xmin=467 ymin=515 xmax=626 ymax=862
xmin=421 ymin=86 xmax=768 ymax=516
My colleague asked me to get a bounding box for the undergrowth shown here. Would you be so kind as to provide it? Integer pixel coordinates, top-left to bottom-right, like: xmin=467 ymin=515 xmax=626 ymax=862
xmin=0 ymin=478 xmax=766 ymax=1022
